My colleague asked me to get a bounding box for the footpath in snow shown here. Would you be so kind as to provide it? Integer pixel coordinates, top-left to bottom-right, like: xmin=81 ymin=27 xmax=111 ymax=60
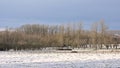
xmin=0 ymin=51 xmax=120 ymax=68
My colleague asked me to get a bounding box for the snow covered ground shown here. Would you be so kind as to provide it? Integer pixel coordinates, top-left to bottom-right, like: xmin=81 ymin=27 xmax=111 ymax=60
xmin=0 ymin=51 xmax=120 ymax=68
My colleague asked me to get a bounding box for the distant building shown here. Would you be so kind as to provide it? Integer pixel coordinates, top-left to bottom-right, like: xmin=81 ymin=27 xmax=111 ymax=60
xmin=107 ymin=30 xmax=120 ymax=44
xmin=108 ymin=30 xmax=120 ymax=35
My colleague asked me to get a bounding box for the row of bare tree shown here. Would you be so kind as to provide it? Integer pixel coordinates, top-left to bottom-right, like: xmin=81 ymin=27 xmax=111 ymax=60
xmin=0 ymin=20 xmax=119 ymax=50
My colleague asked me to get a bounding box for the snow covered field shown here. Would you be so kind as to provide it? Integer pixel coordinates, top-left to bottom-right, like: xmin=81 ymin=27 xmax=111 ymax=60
xmin=0 ymin=51 xmax=120 ymax=68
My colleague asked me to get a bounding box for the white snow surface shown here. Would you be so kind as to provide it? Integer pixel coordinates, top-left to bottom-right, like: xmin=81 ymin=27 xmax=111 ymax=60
xmin=0 ymin=51 xmax=120 ymax=68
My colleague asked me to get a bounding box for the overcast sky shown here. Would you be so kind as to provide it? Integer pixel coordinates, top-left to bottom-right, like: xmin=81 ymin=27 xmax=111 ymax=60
xmin=0 ymin=0 xmax=120 ymax=30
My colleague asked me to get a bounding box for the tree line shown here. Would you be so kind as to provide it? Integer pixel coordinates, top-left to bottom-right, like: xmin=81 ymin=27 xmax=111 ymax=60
xmin=0 ymin=20 xmax=119 ymax=50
